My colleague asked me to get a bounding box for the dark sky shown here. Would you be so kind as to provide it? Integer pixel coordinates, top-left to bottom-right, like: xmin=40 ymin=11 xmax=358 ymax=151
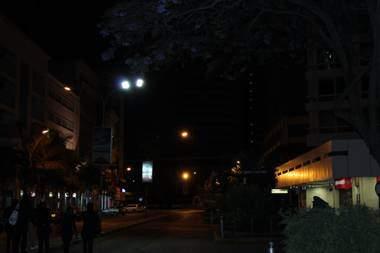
xmin=0 ymin=0 xmax=118 ymax=66
xmin=1 ymin=1 xmax=306 ymax=170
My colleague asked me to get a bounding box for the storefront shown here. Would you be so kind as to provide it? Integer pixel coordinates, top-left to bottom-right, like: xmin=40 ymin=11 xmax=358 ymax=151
xmin=276 ymin=139 xmax=380 ymax=209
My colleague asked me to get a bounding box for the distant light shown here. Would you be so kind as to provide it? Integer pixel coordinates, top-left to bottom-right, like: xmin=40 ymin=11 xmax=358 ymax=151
xmin=42 ymin=129 xmax=49 ymax=134
xmin=49 ymin=192 xmax=53 ymax=198
xmin=72 ymin=193 xmax=77 ymax=198
xmin=236 ymin=160 xmax=241 ymax=164
xmin=136 ymin=78 xmax=144 ymax=88
xmin=20 ymin=190 xmax=24 ymax=197
xmin=193 ymin=171 xmax=197 ymax=175
xmin=127 ymin=167 xmax=132 ymax=172
xmin=64 ymin=86 xmax=71 ymax=91
xmin=121 ymin=188 xmax=126 ymax=193
xmin=180 ymin=131 xmax=189 ymax=138
xmin=57 ymin=192 xmax=61 ymax=199
xmin=31 ymin=192 xmax=36 ymax=197
xmin=65 ymin=192 xmax=69 ymax=198
xmin=182 ymin=172 xmax=189 ymax=180
xmin=132 ymin=180 xmax=136 ymax=183
xmin=271 ymin=189 xmax=288 ymax=194
xmin=121 ymin=80 xmax=131 ymax=90
xmin=138 ymin=197 xmax=143 ymax=202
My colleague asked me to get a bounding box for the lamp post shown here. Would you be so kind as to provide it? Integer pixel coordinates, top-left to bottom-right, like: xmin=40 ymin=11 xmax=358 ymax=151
xmin=99 ymin=77 xmax=144 ymax=209
xmin=118 ymin=78 xmax=144 ymax=178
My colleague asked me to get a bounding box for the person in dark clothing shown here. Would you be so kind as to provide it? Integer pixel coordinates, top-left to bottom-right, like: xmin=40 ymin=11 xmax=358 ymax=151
xmin=13 ymin=194 xmax=32 ymax=253
xmin=81 ymin=203 xmax=101 ymax=253
xmin=35 ymin=202 xmax=51 ymax=253
xmin=3 ymin=199 xmax=19 ymax=253
xmin=61 ymin=206 xmax=77 ymax=253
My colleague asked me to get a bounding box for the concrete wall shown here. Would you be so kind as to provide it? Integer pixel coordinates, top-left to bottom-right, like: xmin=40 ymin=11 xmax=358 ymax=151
xmin=306 ymin=187 xmax=339 ymax=208
xmin=352 ymin=177 xmax=379 ymax=209
xmin=46 ymin=75 xmax=80 ymax=150
xmin=276 ymin=139 xmax=380 ymax=188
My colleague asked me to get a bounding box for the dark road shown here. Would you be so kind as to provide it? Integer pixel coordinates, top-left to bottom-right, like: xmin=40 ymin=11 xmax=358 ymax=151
xmin=59 ymin=210 xmax=272 ymax=253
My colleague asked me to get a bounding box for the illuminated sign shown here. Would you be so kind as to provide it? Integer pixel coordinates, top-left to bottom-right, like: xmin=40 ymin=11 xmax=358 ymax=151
xmin=271 ymin=189 xmax=289 ymax=194
xmin=142 ymin=161 xmax=153 ymax=183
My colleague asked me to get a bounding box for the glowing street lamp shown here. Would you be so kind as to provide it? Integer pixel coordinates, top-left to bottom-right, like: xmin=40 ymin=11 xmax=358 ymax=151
xmin=121 ymin=80 xmax=131 ymax=90
xmin=180 ymin=130 xmax=189 ymax=139
xmin=182 ymin=172 xmax=190 ymax=181
xmin=126 ymin=167 xmax=132 ymax=172
xmin=64 ymin=86 xmax=71 ymax=91
xmin=42 ymin=129 xmax=49 ymax=135
xmin=136 ymin=78 xmax=144 ymax=88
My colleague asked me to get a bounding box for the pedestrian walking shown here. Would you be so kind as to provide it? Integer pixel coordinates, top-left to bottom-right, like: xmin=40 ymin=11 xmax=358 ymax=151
xmin=13 ymin=194 xmax=32 ymax=253
xmin=3 ymin=199 xmax=19 ymax=253
xmin=35 ymin=202 xmax=51 ymax=253
xmin=81 ymin=203 xmax=101 ymax=253
xmin=61 ymin=206 xmax=77 ymax=253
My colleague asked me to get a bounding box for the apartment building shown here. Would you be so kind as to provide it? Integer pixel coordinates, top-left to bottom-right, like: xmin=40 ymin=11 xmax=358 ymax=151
xmin=46 ymin=74 xmax=80 ymax=150
xmin=0 ymin=14 xmax=50 ymax=145
xmin=305 ymin=39 xmax=369 ymax=147
xmin=0 ymin=15 xmax=82 ymax=207
xmin=262 ymin=116 xmax=308 ymax=168
xmin=50 ymin=60 xmax=102 ymax=161
xmin=274 ymin=38 xmax=379 ymax=209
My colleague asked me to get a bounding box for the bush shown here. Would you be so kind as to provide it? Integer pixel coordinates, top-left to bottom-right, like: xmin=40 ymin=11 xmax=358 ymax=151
xmin=220 ymin=185 xmax=274 ymax=233
xmin=283 ymin=206 xmax=380 ymax=253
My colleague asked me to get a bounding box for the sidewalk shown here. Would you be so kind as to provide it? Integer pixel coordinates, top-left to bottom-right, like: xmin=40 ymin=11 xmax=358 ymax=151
xmin=214 ymin=233 xmax=285 ymax=252
xmin=0 ymin=211 xmax=166 ymax=253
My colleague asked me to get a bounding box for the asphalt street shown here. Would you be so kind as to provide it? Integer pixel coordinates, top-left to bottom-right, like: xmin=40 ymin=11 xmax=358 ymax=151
xmin=57 ymin=210 xmax=277 ymax=253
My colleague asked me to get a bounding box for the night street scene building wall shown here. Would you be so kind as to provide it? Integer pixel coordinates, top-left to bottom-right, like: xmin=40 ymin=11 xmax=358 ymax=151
xmin=1 ymin=1 xmax=380 ymax=252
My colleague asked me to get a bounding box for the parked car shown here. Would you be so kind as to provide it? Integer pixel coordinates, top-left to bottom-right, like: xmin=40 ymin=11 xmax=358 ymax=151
xmin=101 ymin=208 xmax=120 ymax=216
xmin=120 ymin=203 xmax=145 ymax=214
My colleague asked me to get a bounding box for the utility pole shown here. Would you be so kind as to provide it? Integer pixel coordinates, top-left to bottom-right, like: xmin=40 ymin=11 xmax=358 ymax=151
xmin=119 ymin=95 xmax=125 ymax=178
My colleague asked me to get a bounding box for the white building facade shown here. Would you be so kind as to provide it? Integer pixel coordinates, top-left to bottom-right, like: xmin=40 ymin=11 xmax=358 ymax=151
xmin=276 ymin=139 xmax=380 ymax=209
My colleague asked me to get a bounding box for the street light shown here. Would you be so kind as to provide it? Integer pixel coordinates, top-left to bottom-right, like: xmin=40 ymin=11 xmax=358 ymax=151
xmin=182 ymin=172 xmax=190 ymax=181
xmin=121 ymin=80 xmax=131 ymax=90
xmin=136 ymin=78 xmax=144 ymax=88
xmin=180 ymin=130 xmax=189 ymax=139
xmin=64 ymin=86 xmax=71 ymax=91
xmin=42 ymin=129 xmax=49 ymax=135
xmin=99 ymin=76 xmax=145 ymax=210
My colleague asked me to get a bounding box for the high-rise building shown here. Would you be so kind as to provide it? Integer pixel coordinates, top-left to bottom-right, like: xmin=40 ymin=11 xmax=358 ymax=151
xmin=49 ymin=60 xmax=102 ymax=161
xmin=274 ymin=39 xmax=379 ymax=209
xmin=0 ymin=15 xmax=81 ymax=207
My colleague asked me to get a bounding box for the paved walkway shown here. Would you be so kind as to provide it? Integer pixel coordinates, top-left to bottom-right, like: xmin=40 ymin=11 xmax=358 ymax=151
xmin=0 ymin=211 xmax=166 ymax=253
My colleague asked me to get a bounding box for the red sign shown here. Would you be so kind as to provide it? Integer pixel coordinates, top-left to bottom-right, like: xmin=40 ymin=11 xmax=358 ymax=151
xmin=335 ymin=178 xmax=352 ymax=190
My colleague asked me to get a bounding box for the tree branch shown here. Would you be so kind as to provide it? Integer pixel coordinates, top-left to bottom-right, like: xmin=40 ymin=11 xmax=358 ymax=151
xmin=287 ymin=0 xmax=349 ymax=70
xmin=256 ymin=6 xmax=336 ymax=52
xmin=333 ymin=67 xmax=369 ymax=109
xmin=169 ymin=0 xmax=226 ymax=21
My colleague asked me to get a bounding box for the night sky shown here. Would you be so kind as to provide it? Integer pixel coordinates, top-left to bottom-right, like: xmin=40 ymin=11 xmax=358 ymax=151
xmin=1 ymin=1 xmax=306 ymax=170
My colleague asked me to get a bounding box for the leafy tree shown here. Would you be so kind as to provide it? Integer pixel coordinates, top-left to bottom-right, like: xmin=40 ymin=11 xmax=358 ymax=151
xmin=220 ymin=184 xmax=272 ymax=233
xmin=100 ymin=0 xmax=380 ymax=165
xmin=17 ymin=129 xmax=79 ymax=193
